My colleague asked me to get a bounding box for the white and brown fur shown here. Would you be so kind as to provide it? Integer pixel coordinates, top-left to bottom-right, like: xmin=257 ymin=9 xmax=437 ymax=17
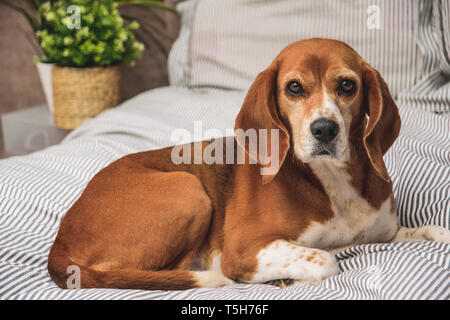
xmin=48 ymin=39 xmax=450 ymax=290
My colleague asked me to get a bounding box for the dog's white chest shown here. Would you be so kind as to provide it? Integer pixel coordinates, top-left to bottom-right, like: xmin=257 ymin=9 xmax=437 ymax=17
xmin=296 ymin=161 xmax=399 ymax=249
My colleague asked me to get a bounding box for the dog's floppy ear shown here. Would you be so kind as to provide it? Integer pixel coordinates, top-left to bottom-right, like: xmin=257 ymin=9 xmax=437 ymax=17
xmin=362 ymin=63 xmax=401 ymax=182
xmin=234 ymin=61 xmax=290 ymax=184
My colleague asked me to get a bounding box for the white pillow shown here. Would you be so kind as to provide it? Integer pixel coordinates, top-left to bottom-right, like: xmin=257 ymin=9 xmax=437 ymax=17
xmin=167 ymin=0 xmax=197 ymax=87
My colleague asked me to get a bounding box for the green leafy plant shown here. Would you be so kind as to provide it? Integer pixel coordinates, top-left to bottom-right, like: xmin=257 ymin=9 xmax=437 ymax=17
xmin=0 ymin=0 xmax=177 ymax=67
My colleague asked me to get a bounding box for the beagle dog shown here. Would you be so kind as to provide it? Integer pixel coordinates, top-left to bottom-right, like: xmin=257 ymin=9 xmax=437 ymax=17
xmin=48 ymin=38 xmax=450 ymax=290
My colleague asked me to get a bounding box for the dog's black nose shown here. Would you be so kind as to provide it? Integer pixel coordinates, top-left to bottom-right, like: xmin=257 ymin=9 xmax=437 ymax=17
xmin=310 ymin=118 xmax=339 ymax=143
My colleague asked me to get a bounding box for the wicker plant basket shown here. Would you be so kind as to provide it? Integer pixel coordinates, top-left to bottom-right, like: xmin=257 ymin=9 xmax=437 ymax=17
xmin=52 ymin=65 xmax=120 ymax=129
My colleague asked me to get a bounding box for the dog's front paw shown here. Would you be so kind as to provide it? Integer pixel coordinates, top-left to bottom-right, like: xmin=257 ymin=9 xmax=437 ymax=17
xmin=288 ymin=252 xmax=339 ymax=287
xmin=292 ymin=249 xmax=340 ymax=282
xmin=423 ymin=225 xmax=450 ymax=243
xmin=250 ymin=241 xmax=340 ymax=286
xmin=392 ymin=225 xmax=450 ymax=244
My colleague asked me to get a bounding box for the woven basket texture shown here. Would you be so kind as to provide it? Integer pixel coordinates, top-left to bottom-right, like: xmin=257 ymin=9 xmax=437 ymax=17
xmin=52 ymin=65 xmax=120 ymax=129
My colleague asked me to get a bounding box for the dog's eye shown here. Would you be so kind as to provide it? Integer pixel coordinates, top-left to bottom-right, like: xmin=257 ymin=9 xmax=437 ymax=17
xmin=338 ymin=79 xmax=356 ymax=96
xmin=286 ymin=81 xmax=304 ymax=97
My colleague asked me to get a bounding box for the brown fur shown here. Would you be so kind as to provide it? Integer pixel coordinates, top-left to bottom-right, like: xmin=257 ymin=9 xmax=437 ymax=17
xmin=48 ymin=38 xmax=401 ymax=289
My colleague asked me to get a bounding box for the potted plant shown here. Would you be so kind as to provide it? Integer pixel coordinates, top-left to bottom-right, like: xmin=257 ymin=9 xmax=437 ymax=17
xmin=0 ymin=0 xmax=176 ymax=129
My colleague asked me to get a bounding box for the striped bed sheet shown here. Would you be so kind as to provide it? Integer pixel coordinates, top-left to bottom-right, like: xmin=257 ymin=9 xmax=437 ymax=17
xmin=0 ymin=86 xmax=448 ymax=300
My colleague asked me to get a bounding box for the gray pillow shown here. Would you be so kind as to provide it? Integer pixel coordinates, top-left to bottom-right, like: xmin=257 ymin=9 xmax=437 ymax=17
xmin=168 ymin=0 xmax=423 ymax=98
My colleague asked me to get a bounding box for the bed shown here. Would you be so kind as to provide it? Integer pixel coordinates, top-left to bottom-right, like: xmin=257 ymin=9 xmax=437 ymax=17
xmin=0 ymin=0 xmax=449 ymax=300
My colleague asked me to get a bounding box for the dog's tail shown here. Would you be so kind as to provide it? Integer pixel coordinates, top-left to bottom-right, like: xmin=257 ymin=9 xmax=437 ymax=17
xmin=48 ymin=239 xmax=232 ymax=291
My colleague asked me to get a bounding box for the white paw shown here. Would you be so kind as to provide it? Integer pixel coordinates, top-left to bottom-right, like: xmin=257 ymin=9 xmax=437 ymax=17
xmin=250 ymin=240 xmax=340 ymax=284
xmin=424 ymin=226 xmax=450 ymax=243
xmin=194 ymin=271 xmax=234 ymax=288
xmin=266 ymin=251 xmax=340 ymax=287
xmin=298 ymin=250 xmax=340 ymax=281
xmin=274 ymin=248 xmax=340 ymax=283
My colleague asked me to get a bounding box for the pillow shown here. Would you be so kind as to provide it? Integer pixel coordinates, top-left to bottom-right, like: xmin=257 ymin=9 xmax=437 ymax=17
xmin=167 ymin=0 xmax=197 ymax=87
xmin=168 ymin=0 xmax=424 ymax=98
xmin=396 ymin=0 xmax=450 ymax=113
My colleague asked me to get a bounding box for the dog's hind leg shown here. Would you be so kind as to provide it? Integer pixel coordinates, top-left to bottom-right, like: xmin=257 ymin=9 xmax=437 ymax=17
xmin=48 ymin=158 xmax=226 ymax=290
xmin=48 ymin=238 xmax=232 ymax=290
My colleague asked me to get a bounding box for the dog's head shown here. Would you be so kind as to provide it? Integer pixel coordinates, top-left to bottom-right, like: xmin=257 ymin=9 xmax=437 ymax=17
xmin=235 ymin=38 xmax=401 ymax=184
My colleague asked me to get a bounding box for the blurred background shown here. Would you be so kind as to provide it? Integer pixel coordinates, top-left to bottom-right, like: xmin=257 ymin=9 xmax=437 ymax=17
xmin=0 ymin=0 xmax=180 ymax=156
xmin=0 ymin=0 xmax=180 ymax=113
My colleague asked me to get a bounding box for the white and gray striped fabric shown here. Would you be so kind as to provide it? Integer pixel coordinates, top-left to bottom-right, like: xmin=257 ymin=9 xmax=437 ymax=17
xmin=0 ymin=86 xmax=448 ymax=300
